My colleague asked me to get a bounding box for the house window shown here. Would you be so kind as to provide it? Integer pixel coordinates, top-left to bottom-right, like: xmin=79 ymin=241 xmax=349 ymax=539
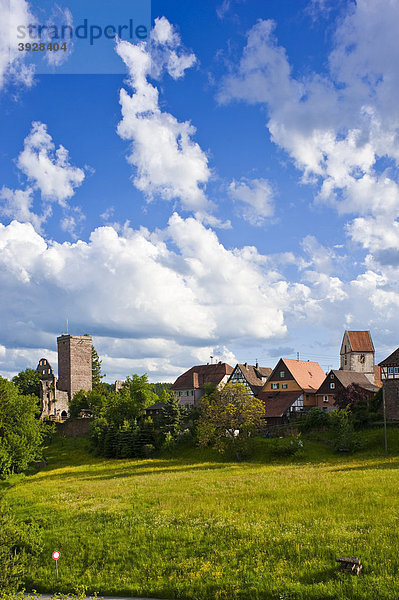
xmin=280 ymin=371 xmax=285 ymax=378
xmin=330 ymin=383 xmax=335 ymax=389
xmin=282 ymin=384 xmax=288 ymax=389
xmin=306 ymin=394 xmax=310 ymax=401
xmin=271 ymin=383 xmax=279 ymax=390
xmin=388 ymin=367 xmax=394 ymax=374
xmin=330 ymin=373 xmax=334 ymax=378
xmin=323 ymin=395 xmax=329 ymax=403
xmin=395 ymin=368 xmax=399 ymax=375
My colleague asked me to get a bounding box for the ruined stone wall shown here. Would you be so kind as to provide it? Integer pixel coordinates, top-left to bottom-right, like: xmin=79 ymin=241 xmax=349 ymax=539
xmin=57 ymin=334 xmax=92 ymax=399
xmin=55 ymin=418 xmax=92 ymax=437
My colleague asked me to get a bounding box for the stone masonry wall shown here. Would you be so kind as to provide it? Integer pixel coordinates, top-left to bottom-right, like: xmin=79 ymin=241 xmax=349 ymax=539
xmin=55 ymin=418 xmax=92 ymax=437
xmin=57 ymin=334 xmax=92 ymax=399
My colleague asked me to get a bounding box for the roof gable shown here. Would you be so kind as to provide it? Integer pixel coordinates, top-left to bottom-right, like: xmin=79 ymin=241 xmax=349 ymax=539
xmin=281 ymin=358 xmax=326 ymax=392
xmin=343 ymin=330 xmax=374 ymax=352
xmin=267 ymin=358 xmax=295 ymax=382
xmin=172 ymin=363 xmax=233 ymax=390
xmin=320 ymin=370 xmax=379 ymax=393
xmin=234 ymin=363 xmax=272 ymax=388
xmin=379 ymin=347 xmax=399 ymax=367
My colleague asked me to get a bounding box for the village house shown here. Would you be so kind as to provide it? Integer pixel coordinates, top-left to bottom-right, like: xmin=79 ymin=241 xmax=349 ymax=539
xmin=171 ymin=362 xmax=233 ymax=408
xmin=260 ymin=358 xmax=326 ymax=409
xmin=227 ymin=362 xmax=272 ymax=396
xmin=256 ymin=358 xmax=326 ymax=425
xmin=316 ymin=369 xmax=381 ymax=411
xmin=379 ymin=347 xmax=399 ymax=419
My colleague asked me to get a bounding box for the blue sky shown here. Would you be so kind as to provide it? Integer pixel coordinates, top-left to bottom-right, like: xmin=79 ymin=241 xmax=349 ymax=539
xmin=1 ymin=0 xmax=399 ymax=382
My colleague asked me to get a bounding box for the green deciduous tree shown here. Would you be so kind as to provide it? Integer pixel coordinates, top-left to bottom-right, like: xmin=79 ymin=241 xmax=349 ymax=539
xmin=110 ymin=374 xmax=158 ymax=423
xmin=69 ymin=389 xmax=108 ymax=419
xmin=11 ymin=369 xmax=41 ymax=400
xmin=0 ymin=377 xmax=50 ymax=477
xmin=197 ymin=383 xmax=265 ymax=460
xmin=335 ymin=383 xmax=380 ymax=428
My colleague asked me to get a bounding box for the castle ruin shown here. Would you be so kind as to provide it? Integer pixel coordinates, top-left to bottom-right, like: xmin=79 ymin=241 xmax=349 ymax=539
xmin=37 ymin=334 xmax=93 ymax=421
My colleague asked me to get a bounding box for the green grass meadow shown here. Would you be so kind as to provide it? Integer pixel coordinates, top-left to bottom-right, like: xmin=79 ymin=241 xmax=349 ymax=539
xmin=3 ymin=430 xmax=399 ymax=600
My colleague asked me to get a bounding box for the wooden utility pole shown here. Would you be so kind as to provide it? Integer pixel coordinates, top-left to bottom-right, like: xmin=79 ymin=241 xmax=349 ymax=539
xmin=382 ymin=385 xmax=388 ymax=455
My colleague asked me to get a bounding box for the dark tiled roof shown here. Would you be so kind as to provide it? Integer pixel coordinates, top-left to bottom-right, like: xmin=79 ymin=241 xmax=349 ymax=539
xmin=379 ymin=347 xmax=399 ymax=367
xmin=347 ymin=331 xmax=374 ymax=352
xmin=322 ymin=370 xmax=379 ymax=393
xmin=171 ymin=363 xmax=233 ymax=390
xmin=257 ymin=391 xmax=303 ymax=418
xmin=233 ymin=364 xmax=272 ymax=391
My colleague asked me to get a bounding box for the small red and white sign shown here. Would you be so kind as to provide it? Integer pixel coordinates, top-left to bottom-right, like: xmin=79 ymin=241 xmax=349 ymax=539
xmin=52 ymin=551 xmax=61 ymax=560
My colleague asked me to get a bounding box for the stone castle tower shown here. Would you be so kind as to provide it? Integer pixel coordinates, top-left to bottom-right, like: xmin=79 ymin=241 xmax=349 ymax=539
xmin=37 ymin=333 xmax=93 ymax=421
xmin=57 ymin=334 xmax=93 ymax=400
xmin=340 ymin=330 xmax=375 ymax=384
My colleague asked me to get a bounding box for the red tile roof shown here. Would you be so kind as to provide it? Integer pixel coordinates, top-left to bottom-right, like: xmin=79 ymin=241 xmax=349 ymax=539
xmin=258 ymin=391 xmax=303 ymax=418
xmin=171 ymin=363 xmax=233 ymax=390
xmin=281 ymin=358 xmax=326 ymax=392
xmin=347 ymin=331 xmax=374 ymax=352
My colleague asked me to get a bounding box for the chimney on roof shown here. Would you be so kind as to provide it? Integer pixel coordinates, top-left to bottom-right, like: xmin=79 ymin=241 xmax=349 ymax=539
xmin=193 ymin=372 xmax=199 ymax=388
xmin=218 ymin=361 xmax=222 ymax=364
xmin=255 ymin=361 xmax=259 ymax=369
xmin=244 ymin=362 xmax=247 ymax=367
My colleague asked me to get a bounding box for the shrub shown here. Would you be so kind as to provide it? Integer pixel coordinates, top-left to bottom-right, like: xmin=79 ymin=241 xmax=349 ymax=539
xmin=298 ymin=407 xmax=330 ymax=433
xmin=270 ymin=434 xmax=304 ymax=457
xmin=329 ymin=409 xmax=362 ymax=453
xmin=162 ymin=431 xmax=175 ymax=453
xmin=142 ymin=444 xmax=155 ymax=458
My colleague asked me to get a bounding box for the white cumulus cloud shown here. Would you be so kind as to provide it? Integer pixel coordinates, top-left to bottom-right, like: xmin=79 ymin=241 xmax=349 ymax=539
xmin=218 ymin=2 xmax=399 ymax=269
xmin=0 ymin=215 xmax=291 ymax=380
xmin=0 ymin=0 xmax=36 ymax=90
xmin=116 ymin=18 xmax=212 ymax=214
xmin=228 ymin=177 xmax=275 ymax=226
xmin=17 ymin=121 xmax=85 ymax=204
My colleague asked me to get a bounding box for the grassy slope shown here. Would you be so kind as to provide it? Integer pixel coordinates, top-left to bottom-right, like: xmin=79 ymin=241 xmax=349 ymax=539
xmin=3 ymin=430 xmax=399 ymax=600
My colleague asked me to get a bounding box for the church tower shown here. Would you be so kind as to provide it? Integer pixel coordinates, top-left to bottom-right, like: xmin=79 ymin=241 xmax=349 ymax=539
xmin=340 ymin=330 xmax=375 ymax=384
xmin=57 ymin=334 xmax=93 ymax=400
